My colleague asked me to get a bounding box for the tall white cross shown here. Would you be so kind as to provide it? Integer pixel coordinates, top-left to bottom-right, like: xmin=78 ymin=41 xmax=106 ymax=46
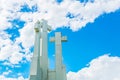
xmin=50 ymin=32 xmax=67 ymax=80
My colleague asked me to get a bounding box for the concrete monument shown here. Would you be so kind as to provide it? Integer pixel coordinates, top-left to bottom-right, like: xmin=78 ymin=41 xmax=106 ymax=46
xmin=29 ymin=20 xmax=67 ymax=80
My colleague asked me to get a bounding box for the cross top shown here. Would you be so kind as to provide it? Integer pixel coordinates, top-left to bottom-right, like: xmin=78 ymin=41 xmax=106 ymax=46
xmin=50 ymin=32 xmax=67 ymax=43
xmin=34 ymin=19 xmax=52 ymax=32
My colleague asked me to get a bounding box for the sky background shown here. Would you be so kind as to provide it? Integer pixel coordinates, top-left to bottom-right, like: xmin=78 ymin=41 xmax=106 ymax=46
xmin=0 ymin=0 xmax=120 ymax=80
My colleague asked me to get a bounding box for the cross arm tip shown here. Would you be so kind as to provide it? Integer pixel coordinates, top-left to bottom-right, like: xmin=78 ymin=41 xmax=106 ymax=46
xmin=50 ymin=37 xmax=55 ymax=42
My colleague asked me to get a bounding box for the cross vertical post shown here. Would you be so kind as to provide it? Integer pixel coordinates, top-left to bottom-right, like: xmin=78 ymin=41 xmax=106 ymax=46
xmin=29 ymin=21 xmax=41 ymax=80
xmin=41 ymin=19 xmax=51 ymax=80
xmin=50 ymin=32 xmax=67 ymax=80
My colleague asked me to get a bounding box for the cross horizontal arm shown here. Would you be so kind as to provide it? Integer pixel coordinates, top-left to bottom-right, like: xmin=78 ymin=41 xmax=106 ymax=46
xmin=47 ymin=25 xmax=52 ymax=31
xmin=50 ymin=37 xmax=55 ymax=42
xmin=61 ymin=36 xmax=67 ymax=42
xmin=50 ymin=36 xmax=67 ymax=42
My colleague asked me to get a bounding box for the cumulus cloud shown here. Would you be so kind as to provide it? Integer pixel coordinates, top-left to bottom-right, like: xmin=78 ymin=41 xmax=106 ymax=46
xmin=19 ymin=0 xmax=120 ymax=30
xmin=67 ymin=55 xmax=120 ymax=80
xmin=1 ymin=0 xmax=120 ymax=31
xmin=0 ymin=31 xmax=32 ymax=65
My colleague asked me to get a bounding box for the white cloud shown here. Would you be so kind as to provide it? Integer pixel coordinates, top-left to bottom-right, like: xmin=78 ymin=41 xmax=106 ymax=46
xmin=0 ymin=31 xmax=24 ymax=64
xmin=2 ymin=70 xmax=12 ymax=76
xmin=30 ymin=0 xmax=120 ymax=30
xmin=0 ymin=0 xmax=120 ymax=31
xmin=67 ymin=55 xmax=120 ymax=80
xmin=0 ymin=31 xmax=30 ymax=65
xmin=16 ymin=0 xmax=120 ymax=31
xmin=16 ymin=22 xmax=35 ymax=49
xmin=0 ymin=75 xmax=28 ymax=80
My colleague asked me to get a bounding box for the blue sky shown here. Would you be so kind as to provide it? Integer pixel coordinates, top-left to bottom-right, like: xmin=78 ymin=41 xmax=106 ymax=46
xmin=0 ymin=0 xmax=120 ymax=80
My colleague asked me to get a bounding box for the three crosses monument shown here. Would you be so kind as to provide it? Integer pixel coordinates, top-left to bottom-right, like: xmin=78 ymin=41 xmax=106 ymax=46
xmin=29 ymin=20 xmax=67 ymax=80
